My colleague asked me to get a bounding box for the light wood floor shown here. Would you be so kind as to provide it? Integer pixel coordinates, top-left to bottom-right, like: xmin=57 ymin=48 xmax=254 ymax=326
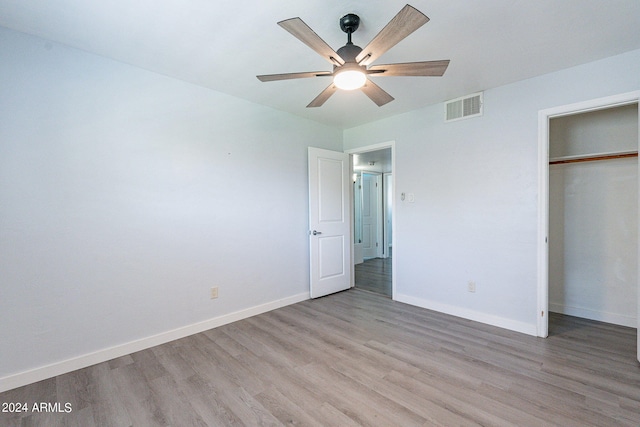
xmin=355 ymin=257 xmax=392 ymax=297
xmin=2 ymin=289 xmax=639 ymax=426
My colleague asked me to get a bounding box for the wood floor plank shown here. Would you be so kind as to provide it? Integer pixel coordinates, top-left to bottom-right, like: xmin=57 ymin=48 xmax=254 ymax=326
xmin=151 ymin=343 xmax=198 ymax=381
xmin=55 ymin=368 xmax=93 ymax=415
xmin=234 ymin=353 xmax=352 ymax=425
xmin=192 ymin=332 xmax=267 ymax=396
xmin=110 ymin=363 xmax=166 ymax=426
xmin=300 ymin=362 xmax=426 ymax=426
xmin=262 ymin=308 xmax=421 ymax=379
xmin=179 ymin=374 xmax=244 ymax=426
xmin=331 ymin=358 xmax=483 ymax=427
xmin=107 ymin=354 xmax=134 ymax=370
xmin=83 ymin=363 xmax=133 ymax=427
xmin=355 ymin=257 xmax=392 ymax=297
xmin=2 ymin=288 xmax=639 ymax=426
xmin=129 ymin=348 xmax=169 ymax=383
xmin=254 ymin=385 xmax=325 ymax=427
xmin=146 ymin=375 xmax=208 ymax=426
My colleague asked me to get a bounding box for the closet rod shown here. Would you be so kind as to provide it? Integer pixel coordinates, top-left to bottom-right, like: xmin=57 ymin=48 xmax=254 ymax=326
xmin=549 ymin=151 xmax=638 ymax=165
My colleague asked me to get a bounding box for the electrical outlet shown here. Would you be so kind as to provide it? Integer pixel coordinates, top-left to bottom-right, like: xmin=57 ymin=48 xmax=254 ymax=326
xmin=210 ymin=286 xmax=219 ymax=299
xmin=467 ymin=281 xmax=476 ymax=293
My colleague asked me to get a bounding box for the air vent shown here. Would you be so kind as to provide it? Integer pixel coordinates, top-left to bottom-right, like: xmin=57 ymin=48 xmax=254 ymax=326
xmin=445 ymin=92 xmax=483 ymax=122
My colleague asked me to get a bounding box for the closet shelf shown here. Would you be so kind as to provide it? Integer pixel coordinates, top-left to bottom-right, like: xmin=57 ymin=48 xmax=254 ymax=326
xmin=549 ymin=150 xmax=638 ymax=165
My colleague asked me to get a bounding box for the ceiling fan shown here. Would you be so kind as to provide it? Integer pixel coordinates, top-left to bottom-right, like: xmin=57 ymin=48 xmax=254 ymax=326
xmin=257 ymin=4 xmax=450 ymax=108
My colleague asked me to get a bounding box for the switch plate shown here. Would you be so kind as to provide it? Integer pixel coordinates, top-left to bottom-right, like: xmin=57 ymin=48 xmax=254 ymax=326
xmin=210 ymin=287 xmax=219 ymax=299
xmin=467 ymin=281 xmax=476 ymax=293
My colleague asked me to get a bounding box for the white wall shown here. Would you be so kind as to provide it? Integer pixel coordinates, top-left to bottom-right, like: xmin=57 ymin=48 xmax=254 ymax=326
xmin=549 ymin=106 xmax=638 ymax=326
xmin=549 ymin=105 xmax=639 ymax=158
xmin=0 ymin=27 xmax=342 ymax=389
xmin=344 ymin=49 xmax=640 ymax=335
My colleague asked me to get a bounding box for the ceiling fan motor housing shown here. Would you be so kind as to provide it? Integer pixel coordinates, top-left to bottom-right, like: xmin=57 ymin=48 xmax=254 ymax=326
xmin=336 ymin=43 xmax=363 ymax=67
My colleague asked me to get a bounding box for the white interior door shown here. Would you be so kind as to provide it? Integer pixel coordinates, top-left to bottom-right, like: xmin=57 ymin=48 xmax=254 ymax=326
xmin=362 ymin=173 xmax=381 ymax=259
xmin=308 ymin=147 xmax=352 ymax=298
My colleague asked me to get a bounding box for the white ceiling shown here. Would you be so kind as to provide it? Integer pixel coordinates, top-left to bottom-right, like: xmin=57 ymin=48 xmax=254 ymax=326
xmin=1 ymin=0 xmax=639 ymax=129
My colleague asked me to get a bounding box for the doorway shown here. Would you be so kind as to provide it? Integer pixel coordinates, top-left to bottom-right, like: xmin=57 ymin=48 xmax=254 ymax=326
xmin=537 ymin=92 xmax=640 ymax=360
xmin=347 ymin=142 xmax=395 ymax=298
xmin=548 ymin=104 xmax=638 ymax=328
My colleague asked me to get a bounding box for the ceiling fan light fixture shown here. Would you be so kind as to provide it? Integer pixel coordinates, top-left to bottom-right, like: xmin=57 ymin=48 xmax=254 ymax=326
xmin=333 ymin=67 xmax=367 ymax=90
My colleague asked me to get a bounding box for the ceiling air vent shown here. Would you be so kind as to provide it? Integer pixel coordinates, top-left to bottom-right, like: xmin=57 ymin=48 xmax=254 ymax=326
xmin=445 ymin=92 xmax=483 ymax=122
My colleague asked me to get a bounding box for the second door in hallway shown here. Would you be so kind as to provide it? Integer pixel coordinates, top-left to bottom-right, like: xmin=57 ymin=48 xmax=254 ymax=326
xmin=362 ymin=172 xmax=382 ymax=259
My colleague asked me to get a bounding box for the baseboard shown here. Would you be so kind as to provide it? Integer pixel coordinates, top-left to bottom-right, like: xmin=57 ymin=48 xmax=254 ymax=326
xmin=0 ymin=292 xmax=310 ymax=393
xmin=395 ymin=293 xmax=537 ymax=336
xmin=549 ymin=302 xmax=636 ymax=328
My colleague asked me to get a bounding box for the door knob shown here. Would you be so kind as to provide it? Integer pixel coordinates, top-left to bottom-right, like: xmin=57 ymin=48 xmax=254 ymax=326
xmin=312 ymin=230 xmax=322 ymax=235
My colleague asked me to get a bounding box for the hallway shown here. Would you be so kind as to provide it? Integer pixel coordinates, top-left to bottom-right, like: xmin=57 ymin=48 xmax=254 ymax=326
xmin=355 ymin=257 xmax=392 ymax=297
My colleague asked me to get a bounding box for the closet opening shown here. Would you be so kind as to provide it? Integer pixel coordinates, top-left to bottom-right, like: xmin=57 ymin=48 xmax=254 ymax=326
xmin=547 ymin=103 xmax=638 ymax=340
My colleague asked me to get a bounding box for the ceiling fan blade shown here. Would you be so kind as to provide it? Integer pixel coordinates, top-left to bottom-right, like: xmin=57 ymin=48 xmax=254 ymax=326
xmin=356 ymin=5 xmax=429 ymax=66
xmin=368 ymin=60 xmax=450 ymax=77
xmin=257 ymin=71 xmax=332 ymax=82
xmin=307 ymin=83 xmax=338 ymax=108
xmin=278 ymin=18 xmax=345 ymax=66
xmin=360 ymin=79 xmax=394 ymax=106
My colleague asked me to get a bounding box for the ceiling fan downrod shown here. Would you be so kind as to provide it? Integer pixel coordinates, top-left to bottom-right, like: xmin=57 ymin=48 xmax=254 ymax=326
xmin=339 ymin=13 xmax=360 ymax=45
xmin=337 ymin=13 xmax=363 ymax=64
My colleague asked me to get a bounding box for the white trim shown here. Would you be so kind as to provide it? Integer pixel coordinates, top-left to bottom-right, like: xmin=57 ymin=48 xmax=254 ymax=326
xmin=0 ymin=292 xmax=309 ymax=393
xmin=537 ymin=91 xmax=640 ymax=346
xmin=382 ymin=172 xmax=393 ymax=259
xmin=537 ymin=108 xmax=550 ymax=338
xmin=345 ymin=141 xmax=396 ymax=156
xmin=345 ymin=141 xmax=396 ymax=299
xmin=395 ymin=293 xmax=537 ymax=336
xmin=349 ymin=156 xmax=356 ymax=287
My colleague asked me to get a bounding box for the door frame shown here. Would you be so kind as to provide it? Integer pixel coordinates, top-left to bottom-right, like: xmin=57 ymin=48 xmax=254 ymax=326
xmin=383 ymin=172 xmax=393 ymax=259
xmin=537 ymin=92 xmax=640 ymax=359
xmin=345 ymin=141 xmax=396 ymax=299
